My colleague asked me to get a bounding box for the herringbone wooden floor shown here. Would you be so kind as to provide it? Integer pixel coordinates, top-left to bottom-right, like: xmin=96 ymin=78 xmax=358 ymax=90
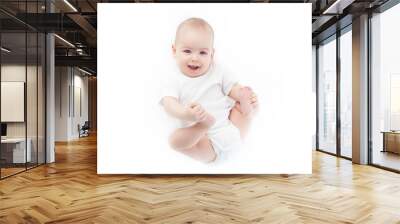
xmin=1 ymin=134 xmax=400 ymax=224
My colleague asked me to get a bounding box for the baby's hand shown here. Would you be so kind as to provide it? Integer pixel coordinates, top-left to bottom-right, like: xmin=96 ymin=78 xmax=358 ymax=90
xmin=185 ymin=102 xmax=207 ymax=122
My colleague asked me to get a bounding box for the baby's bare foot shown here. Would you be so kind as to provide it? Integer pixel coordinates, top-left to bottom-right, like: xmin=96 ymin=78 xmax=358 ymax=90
xmin=250 ymin=93 xmax=259 ymax=115
xmin=238 ymin=87 xmax=253 ymax=115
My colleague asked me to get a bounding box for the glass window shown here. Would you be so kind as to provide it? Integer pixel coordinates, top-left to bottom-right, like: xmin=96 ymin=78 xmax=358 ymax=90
xmin=0 ymin=1 xmax=46 ymax=179
xmin=27 ymin=31 xmax=38 ymax=169
xmin=318 ymin=36 xmax=337 ymax=154
xmin=371 ymin=3 xmax=400 ymax=171
xmin=340 ymin=28 xmax=352 ymax=158
xmin=1 ymin=31 xmax=28 ymax=178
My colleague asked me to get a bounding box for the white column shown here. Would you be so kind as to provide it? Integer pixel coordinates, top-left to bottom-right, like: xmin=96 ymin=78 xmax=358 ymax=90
xmin=55 ymin=67 xmax=75 ymax=141
xmin=46 ymin=1 xmax=55 ymax=163
xmin=46 ymin=33 xmax=55 ymax=163
xmin=352 ymin=14 xmax=369 ymax=164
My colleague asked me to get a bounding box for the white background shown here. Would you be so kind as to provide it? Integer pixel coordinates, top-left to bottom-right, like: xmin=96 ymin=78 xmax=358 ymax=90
xmin=98 ymin=3 xmax=312 ymax=174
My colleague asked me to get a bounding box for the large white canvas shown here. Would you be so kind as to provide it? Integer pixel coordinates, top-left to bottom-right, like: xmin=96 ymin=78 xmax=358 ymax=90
xmin=98 ymin=3 xmax=312 ymax=174
xmin=1 ymin=82 xmax=25 ymax=122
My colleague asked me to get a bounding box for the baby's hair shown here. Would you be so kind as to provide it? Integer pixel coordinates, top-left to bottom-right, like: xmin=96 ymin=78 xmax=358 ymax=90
xmin=175 ymin=17 xmax=214 ymax=45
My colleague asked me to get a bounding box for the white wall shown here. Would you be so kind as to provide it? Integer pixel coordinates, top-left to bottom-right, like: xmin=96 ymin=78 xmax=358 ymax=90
xmin=55 ymin=67 xmax=89 ymax=141
xmin=312 ymin=45 xmax=316 ymax=150
xmin=55 ymin=66 xmax=70 ymax=141
xmin=71 ymin=72 xmax=89 ymax=138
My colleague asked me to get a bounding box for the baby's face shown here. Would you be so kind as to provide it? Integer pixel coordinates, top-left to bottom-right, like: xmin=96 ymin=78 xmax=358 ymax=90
xmin=173 ymin=27 xmax=214 ymax=77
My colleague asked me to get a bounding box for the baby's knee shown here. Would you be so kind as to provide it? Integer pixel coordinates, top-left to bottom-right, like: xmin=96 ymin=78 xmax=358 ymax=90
xmin=168 ymin=136 xmax=185 ymax=151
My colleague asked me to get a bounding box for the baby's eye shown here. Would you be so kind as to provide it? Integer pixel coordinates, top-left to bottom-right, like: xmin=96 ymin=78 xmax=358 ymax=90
xmin=183 ymin=49 xmax=191 ymax=54
xmin=200 ymin=51 xmax=208 ymax=55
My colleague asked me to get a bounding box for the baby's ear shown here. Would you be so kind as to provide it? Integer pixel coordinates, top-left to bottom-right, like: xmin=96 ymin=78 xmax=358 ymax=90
xmin=172 ymin=45 xmax=176 ymax=56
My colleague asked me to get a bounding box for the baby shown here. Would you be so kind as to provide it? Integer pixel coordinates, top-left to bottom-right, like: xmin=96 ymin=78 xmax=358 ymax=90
xmin=160 ymin=18 xmax=258 ymax=163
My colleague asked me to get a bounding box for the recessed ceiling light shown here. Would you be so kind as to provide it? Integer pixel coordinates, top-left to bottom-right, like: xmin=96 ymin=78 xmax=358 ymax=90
xmin=78 ymin=67 xmax=93 ymax=76
xmin=63 ymin=0 xmax=78 ymax=12
xmin=1 ymin=47 xmax=11 ymax=53
xmin=323 ymin=0 xmax=355 ymax=15
xmin=54 ymin=34 xmax=75 ymax=48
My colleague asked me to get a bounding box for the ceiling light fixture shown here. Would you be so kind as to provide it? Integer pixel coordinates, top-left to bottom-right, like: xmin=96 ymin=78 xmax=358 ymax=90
xmin=78 ymin=67 xmax=93 ymax=76
xmin=76 ymin=48 xmax=85 ymax=55
xmin=63 ymin=0 xmax=78 ymax=12
xmin=54 ymin=34 xmax=75 ymax=48
xmin=1 ymin=47 xmax=11 ymax=53
xmin=322 ymin=0 xmax=354 ymax=15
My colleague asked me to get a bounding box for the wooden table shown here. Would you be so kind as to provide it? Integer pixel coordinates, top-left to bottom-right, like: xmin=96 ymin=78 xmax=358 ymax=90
xmin=381 ymin=131 xmax=400 ymax=154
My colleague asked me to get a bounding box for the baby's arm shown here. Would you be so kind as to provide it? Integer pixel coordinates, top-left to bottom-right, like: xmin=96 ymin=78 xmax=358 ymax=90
xmin=161 ymin=96 xmax=207 ymax=122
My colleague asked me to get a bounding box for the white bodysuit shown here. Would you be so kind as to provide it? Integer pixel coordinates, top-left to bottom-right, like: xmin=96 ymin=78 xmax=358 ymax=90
xmin=161 ymin=63 xmax=242 ymax=163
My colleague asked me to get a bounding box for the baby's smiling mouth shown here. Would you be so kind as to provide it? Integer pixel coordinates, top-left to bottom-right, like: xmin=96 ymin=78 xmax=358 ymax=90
xmin=187 ymin=65 xmax=201 ymax=70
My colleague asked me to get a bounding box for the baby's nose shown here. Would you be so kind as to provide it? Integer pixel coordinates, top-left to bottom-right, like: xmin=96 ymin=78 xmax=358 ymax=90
xmin=191 ymin=54 xmax=199 ymax=61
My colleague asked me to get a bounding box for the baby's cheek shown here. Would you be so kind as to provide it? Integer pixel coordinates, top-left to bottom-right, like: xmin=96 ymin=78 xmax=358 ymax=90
xmin=180 ymin=62 xmax=188 ymax=69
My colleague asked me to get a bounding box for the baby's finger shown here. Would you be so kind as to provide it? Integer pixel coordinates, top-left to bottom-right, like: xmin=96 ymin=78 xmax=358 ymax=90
xmin=193 ymin=105 xmax=202 ymax=113
xmin=201 ymin=111 xmax=207 ymax=118
xmin=195 ymin=109 xmax=203 ymax=115
xmin=195 ymin=109 xmax=204 ymax=116
xmin=195 ymin=106 xmax=204 ymax=114
xmin=199 ymin=113 xmax=207 ymax=121
xmin=200 ymin=107 xmax=207 ymax=114
xmin=190 ymin=102 xmax=200 ymax=108
xmin=197 ymin=108 xmax=205 ymax=115
xmin=195 ymin=111 xmax=205 ymax=121
xmin=244 ymin=86 xmax=252 ymax=91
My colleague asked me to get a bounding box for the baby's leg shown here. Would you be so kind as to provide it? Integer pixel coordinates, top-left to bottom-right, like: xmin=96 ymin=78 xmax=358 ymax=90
xmin=230 ymin=98 xmax=258 ymax=139
xmin=229 ymin=103 xmax=252 ymax=139
xmin=169 ymin=114 xmax=216 ymax=162
xmin=178 ymin=136 xmax=216 ymax=163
